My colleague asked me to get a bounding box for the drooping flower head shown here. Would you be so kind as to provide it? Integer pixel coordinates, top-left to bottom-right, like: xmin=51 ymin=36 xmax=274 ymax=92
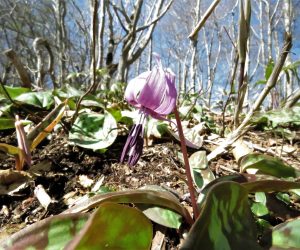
xmin=121 ymin=54 xmax=177 ymax=166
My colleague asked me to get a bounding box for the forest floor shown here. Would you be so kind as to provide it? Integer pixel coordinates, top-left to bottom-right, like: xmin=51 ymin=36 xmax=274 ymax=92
xmin=0 ymin=122 xmax=299 ymax=248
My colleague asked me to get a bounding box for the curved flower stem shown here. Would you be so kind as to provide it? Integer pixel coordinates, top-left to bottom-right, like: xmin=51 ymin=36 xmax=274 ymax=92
xmin=173 ymin=106 xmax=199 ymax=220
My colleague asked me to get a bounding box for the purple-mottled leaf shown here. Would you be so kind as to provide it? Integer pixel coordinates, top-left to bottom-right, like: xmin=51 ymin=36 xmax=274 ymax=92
xmin=261 ymin=217 xmax=300 ymax=249
xmin=63 ymin=189 xmax=193 ymax=225
xmin=66 ymin=203 xmax=152 ymax=250
xmin=182 ymin=181 xmax=261 ymax=250
xmin=0 ymin=213 xmax=88 ymax=250
xmin=240 ymin=153 xmax=299 ymax=178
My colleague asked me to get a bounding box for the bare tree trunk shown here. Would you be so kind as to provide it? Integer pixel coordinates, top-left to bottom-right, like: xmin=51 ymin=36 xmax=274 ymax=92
xmin=96 ymin=0 xmax=106 ymax=69
xmin=234 ymin=0 xmax=251 ymax=128
xmin=90 ymin=0 xmax=98 ymax=92
xmin=283 ymin=0 xmax=293 ymax=98
xmin=53 ymin=0 xmax=67 ymax=85
xmin=190 ymin=0 xmax=201 ymax=93
xmin=259 ymin=0 xmax=266 ymax=64
xmin=3 ymin=49 xmax=31 ymax=88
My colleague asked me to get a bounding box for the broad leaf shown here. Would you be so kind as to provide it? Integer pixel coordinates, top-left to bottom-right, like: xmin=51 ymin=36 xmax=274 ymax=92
xmin=0 ymin=213 xmax=88 ymax=249
xmin=15 ymin=91 xmax=54 ymax=109
xmin=68 ymin=203 xmax=152 ymax=250
xmin=138 ymin=204 xmax=182 ymax=229
xmin=137 ymin=185 xmax=182 ymax=229
xmin=271 ymin=217 xmax=300 ymax=249
xmin=240 ymin=153 xmax=299 ymax=178
xmin=146 ymin=118 xmax=168 ymax=139
xmin=182 ymin=181 xmax=261 ymax=250
xmin=69 ymin=111 xmax=118 ymax=150
xmin=0 ymin=118 xmax=31 ymax=131
xmin=63 ymin=189 xmax=193 ymax=225
xmin=0 ymin=86 xmax=31 ymax=99
xmin=251 ymin=106 xmax=300 ymax=128
xmin=0 ymin=118 xmax=16 ymax=130
xmin=189 ymin=151 xmax=215 ymax=189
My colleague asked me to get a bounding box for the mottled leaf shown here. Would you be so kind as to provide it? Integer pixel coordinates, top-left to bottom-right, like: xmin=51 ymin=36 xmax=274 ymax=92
xmin=0 ymin=213 xmax=88 ymax=249
xmin=182 ymin=181 xmax=261 ymax=250
xmin=197 ymin=174 xmax=248 ymax=206
xmin=189 ymin=151 xmax=215 ymax=189
xmin=240 ymin=153 xmax=298 ymax=178
xmin=271 ymin=217 xmax=300 ymax=249
xmin=69 ymin=111 xmax=117 ymax=150
xmin=67 ymin=203 xmax=152 ymax=250
xmin=251 ymin=106 xmax=300 ymax=128
xmin=63 ymin=189 xmax=193 ymax=226
xmin=15 ymin=91 xmax=54 ymax=109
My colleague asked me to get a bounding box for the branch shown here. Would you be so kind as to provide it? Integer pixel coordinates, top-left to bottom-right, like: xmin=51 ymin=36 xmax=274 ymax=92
xmin=136 ymin=0 xmax=173 ymax=32
xmin=188 ymin=0 xmax=221 ymax=40
xmin=284 ymin=88 xmax=300 ymax=108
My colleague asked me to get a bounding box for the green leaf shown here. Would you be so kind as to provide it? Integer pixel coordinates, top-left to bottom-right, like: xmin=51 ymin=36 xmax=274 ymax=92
xmin=53 ymin=84 xmax=84 ymax=99
xmin=251 ymin=202 xmax=269 ymax=217
xmin=107 ymin=108 xmax=122 ymax=122
xmin=182 ymin=181 xmax=261 ymax=250
xmin=265 ymin=59 xmax=274 ymax=80
xmin=69 ymin=111 xmax=118 ymax=150
xmin=252 ymin=192 xmax=269 ymax=217
xmin=240 ymin=153 xmax=298 ymax=178
xmin=137 ymin=204 xmax=182 ymax=229
xmin=251 ymin=106 xmax=300 ymax=128
xmin=146 ymin=118 xmax=168 ymax=139
xmin=255 ymin=192 xmax=267 ymax=205
xmin=197 ymin=174 xmax=248 ymax=207
xmin=242 ymin=179 xmax=300 ymax=193
xmin=276 ymin=192 xmax=290 ymax=204
xmin=15 ymin=91 xmax=54 ymax=109
xmin=70 ymin=203 xmax=152 ymax=250
xmin=0 ymin=118 xmax=15 ymax=130
xmin=282 ymin=60 xmax=300 ymax=71
xmin=63 ymin=189 xmax=193 ymax=226
xmin=0 ymin=143 xmax=23 ymax=156
xmin=0 ymin=213 xmax=88 ymax=249
xmin=0 ymin=86 xmax=31 ymax=99
xmin=255 ymin=79 xmax=267 ymax=85
xmin=136 ymin=185 xmax=182 ymax=228
xmin=189 ymin=151 xmax=215 ymax=189
xmin=271 ymin=217 xmax=300 ymax=249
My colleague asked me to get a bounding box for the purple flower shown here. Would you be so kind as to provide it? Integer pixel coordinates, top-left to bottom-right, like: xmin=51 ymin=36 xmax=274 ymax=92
xmin=120 ymin=54 xmax=177 ymax=166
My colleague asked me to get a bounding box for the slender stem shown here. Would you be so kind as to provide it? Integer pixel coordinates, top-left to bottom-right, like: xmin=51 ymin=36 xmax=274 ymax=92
xmin=173 ymin=106 xmax=199 ymax=220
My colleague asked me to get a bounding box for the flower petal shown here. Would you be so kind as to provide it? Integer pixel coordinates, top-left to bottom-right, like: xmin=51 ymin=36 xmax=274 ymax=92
xmin=152 ymin=68 xmax=177 ymax=115
xmin=125 ymin=71 xmax=150 ymax=109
